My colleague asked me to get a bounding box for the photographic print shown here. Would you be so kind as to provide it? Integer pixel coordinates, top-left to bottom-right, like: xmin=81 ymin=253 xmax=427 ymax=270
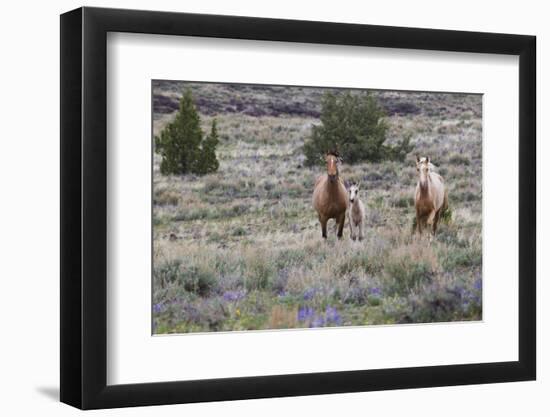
xmin=152 ymin=81 xmax=482 ymax=334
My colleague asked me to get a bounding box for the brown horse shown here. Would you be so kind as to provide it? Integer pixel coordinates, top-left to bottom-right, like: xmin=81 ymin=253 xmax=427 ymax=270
xmin=313 ymin=152 xmax=348 ymax=239
xmin=414 ymin=155 xmax=448 ymax=236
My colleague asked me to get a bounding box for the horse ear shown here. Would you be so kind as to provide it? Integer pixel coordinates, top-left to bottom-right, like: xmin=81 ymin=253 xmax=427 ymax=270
xmin=426 ymin=156 xmax=430 ymax=163
xmin=416 ymin=154 xmax=420 ymax=163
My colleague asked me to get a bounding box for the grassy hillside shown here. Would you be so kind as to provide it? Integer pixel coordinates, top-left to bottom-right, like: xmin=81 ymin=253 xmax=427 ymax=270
xmin=152 ymin=81 xmax=482 ymax=334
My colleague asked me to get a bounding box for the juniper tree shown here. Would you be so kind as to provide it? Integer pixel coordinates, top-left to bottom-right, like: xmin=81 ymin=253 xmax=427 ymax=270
xmin=303 ymin=91 xmax=413 ymax=165
xmin=195 ymin=119 xmax=220 ymax=175
xmin=155 ymin=89 xmax=209 ymax=175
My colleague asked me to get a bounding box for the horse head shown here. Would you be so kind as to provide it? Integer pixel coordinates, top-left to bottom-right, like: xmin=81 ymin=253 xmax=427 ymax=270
xmin=349 ymin=182 xmax=360 ymax=204
xmin=416 ymin=155 xmax=438 ymax=192
xmin=325 ymin=151 xmax=342 ymax=182
xmin=416 ymin=155 xmax=432 ymax=178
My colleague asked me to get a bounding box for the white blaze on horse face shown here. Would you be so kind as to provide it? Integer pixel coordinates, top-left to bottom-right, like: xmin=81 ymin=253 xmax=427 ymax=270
xmin=416 ymin=157 xmax=435 ymax=193
xmin=416 ymin=156 xmax=425 ymax=167
xmin=416 ymin=157 xmax=431 ymax=176
xmin=326 ymin=154 xmax=338 ymax=177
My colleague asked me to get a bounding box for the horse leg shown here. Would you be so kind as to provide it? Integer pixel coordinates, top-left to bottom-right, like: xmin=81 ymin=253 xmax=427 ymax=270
xmin=358 ymin=221 xmax=364 ymax=241
xmin=427 ymin=209 xmax=436 ymax=229
xmin=426 ymin=210 xmax=438 ymax=242
xmin=336 ymin=213 xmax=345 ymax=239
xmin=349 ymin=217 xmax=356 ymax=240
xmin=416 ymin=213 xmax=423 ymax=235
xmin=432 ymin=209 xmax=441 ymax=235
xmin=320 ymin=216 xmax=328 ymax=239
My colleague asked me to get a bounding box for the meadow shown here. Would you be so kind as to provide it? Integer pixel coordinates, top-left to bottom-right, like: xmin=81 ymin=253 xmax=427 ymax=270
xmin=152 ymin=82 xmax=482 ymax=334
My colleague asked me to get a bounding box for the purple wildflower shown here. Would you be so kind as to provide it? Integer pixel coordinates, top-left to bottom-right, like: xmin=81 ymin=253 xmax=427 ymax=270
xmin=297 ymin=306 xmax=315 ymax=322
xmin=153 ymin=303 xmax=164 ymax=314
xmin=325 ymin=306 xmax=342 ymax=325
xmin=303 ymin=288 xmax=316 ymax=301
xmin=460 ymin=287 xmax=477 ymax=311
xmin=369 ymin=287 xmax=382 ymax=296
xmin=474 ymin=279 xmax=482 ymax=291
xmin=223 ymin=290 xmax=246 ymax=302
xmin=310 ymin=315 xmax=326 ymax=328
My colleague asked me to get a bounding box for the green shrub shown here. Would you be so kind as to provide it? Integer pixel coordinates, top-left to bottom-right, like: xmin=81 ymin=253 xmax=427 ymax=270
xmin=443 ymin=246 xmax=482 ymax=270
xmin=275 ymin=248 xmax=307 ymax=269
xmin=385 ymin=257 xmax=433 ymax=295
xmin=303 ymin=91 xmax=413 ymax=165
xmin=232 ymin=226 xmax=248 ymax=236
xmin=451 ymin=190 xmax=480 ymax=203
xmin=397 ymin=283 xmax=481 ymax=324
xmin=367 ymin=295 xmax=381 ymax=306
xmin=153 ymin=260 xmax=181 ymax=289
xmin=172 ymin=207 xmax=211 ymax=222
xmin=337 ymin=252 xmax=381 ymax=276
xmin=342 ymin=284 xmax=369 ymax=305
xmin=448 ymin=153 xmax=471 ymax=165
xmin=440 ymin=207 xmax=452 ymax=224
xmin=155 ymin=89 xmax=220 ymax=175
xmin=154 ymin=188 xmax=180 ymax=206
xmin=153 ymin=260 xmax=218 ymax=296
xmin=178 ymin=264 xmax=217 ymax=296
xmin=392 ymin=195 xmax=413 ymax=208
xmin=245 ymin=258 xmax=275 ymax=291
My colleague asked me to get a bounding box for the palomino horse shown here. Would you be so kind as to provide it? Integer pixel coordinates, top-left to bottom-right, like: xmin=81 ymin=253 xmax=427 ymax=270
xmin=313 ymin=152 xmax=348 ymax=239
xmin=414 ymin=155 xmax=448 ymax=235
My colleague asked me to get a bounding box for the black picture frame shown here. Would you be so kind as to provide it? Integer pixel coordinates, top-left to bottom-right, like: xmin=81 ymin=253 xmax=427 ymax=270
xmin=60 ymin=6 xmax=536 ymax=410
